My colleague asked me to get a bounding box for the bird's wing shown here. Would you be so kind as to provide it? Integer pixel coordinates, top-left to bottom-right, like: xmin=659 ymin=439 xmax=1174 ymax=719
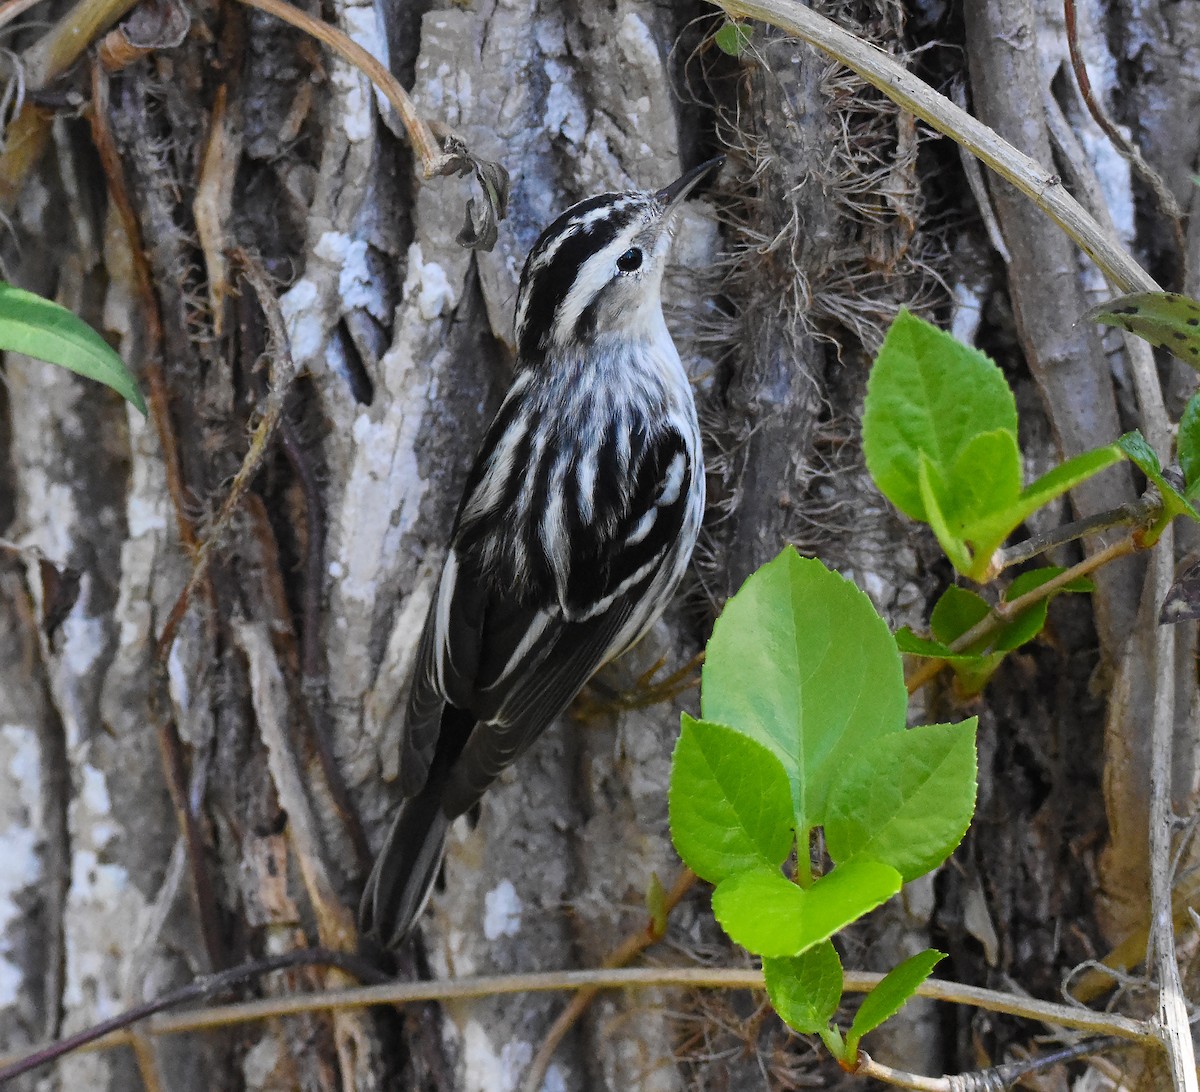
xmin=401 ymin=418 xmax=697 ymax=814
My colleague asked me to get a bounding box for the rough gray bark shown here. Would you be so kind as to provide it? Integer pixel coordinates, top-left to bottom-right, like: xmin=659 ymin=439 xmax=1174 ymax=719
xmin=1 ymin=0 xmax=1198 ymax=1089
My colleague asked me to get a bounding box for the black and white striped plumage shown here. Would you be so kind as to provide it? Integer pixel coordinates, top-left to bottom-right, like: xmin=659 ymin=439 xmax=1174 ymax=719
xmin=360 ymin=157 xmax=722 ymax=948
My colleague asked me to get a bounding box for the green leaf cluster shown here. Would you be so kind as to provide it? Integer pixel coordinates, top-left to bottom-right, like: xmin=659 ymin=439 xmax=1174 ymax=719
xmin=863 ymin=310 xmax=1122 ymax=581
xmin=895 ymin=567 xmax=1093 ymax=695
xmin=669 ymin=548 xmax=975 ymax=1056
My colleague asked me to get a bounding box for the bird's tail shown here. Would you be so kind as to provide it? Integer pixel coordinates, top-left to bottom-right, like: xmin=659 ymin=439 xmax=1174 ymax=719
xmin=359 ymin=775 xmax=451 ymax=949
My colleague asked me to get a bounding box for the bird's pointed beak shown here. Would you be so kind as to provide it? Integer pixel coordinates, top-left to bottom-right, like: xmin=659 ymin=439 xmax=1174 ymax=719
xmin=655 ymin=155 xmax=725 ymax=214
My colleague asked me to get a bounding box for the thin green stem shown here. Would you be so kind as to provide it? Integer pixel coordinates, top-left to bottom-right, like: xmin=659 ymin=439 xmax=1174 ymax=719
xmin=795 ymin=829 xmax=814 ymax=887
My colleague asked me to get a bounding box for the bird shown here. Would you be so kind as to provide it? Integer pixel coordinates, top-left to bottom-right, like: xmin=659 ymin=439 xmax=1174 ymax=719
xmin=359 ymin=155 xmax=723 ymax=948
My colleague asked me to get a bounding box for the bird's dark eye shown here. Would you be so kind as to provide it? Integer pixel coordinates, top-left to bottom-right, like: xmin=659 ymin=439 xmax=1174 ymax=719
xmin=616 ymin=247 xmax=643 ymax=273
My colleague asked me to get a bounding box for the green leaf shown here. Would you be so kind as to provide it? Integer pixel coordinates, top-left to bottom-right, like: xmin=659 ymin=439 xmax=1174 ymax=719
xmin=1083 ymin=291 xmax=1200 ymax=371
xmin=763 ymin=940 xmax=843 ymax=1035
xmin=711 ymin=870 xmax=806 ymax=957
xmin=1014 ymin=444 xmax=1126 ymax=515
xmin=960 ymin=445 xmax=1126 ymax=576
xmin=917 ymin=454 xmax=974 ymax=575
xmin=895 ymin=628 xmax=1000 ymax=697
xmin=1004 ymin=566 xmax=1095 ymax=599
xmin=930 ymin=586 xmax=989 ymax=647
xmin=0 ymin=282 xmax=146 ymax=414
xmin=702 ymin=548 xmax=907 ymax=835
xmin=845 ymin=949 xmax=946 ymax=1056
xmin=669 ymin=716 xmax=795 ymax=884
xmin=1179 ymin=392 xmax=1200 ymax=492
xmin=920 ymin=571 xmax=1092 ymax=661
xmin=938 ymin=429 xmax=1022 ymax=531
xmin=824 ymin=721 xmax=978 ymax=882
xmin=712 ymin=861 xmax=901 ymax=958
xmin=714 ymin=19 xmax=752 ymax=55
xmin=1119 ymin=428 xmax=1163 ymax=474
xmin=863 ymin=309 xmax=1017 ymax=522
xmin=992 ymin=566 xmax=1092 ymax=652
xmin=894 ymin=628 xmax=960 ymax=660
xmin=1118 ymin=430 xmax=1200 ymax=526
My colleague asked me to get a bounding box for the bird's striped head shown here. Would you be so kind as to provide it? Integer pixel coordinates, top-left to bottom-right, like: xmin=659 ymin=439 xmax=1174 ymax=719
xmin=513 ymin=157 xmax=723 ymax=365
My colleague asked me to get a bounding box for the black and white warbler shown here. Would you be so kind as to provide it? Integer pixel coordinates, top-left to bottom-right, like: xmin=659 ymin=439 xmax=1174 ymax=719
xmin=360 ymin=156 xmax=723 ymax=947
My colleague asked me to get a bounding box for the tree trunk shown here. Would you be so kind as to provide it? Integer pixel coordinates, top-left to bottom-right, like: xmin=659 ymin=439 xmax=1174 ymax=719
xmin=1 ymin=0 xmax=1196 ymax=1089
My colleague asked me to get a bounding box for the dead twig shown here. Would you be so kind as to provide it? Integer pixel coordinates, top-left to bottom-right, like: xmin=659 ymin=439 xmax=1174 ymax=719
xmin=1068 ymin=867 xmax=1200 ymax=1003
xmin=0 ymin=949 xmax=387 ymax=1083
xmin=21 ymin=0 xmax=138 ymax=88
xmin=1062 ymin=0 xmax=1184 ymax=259
xmin=229 ymin=0 xmax=444 ymax=177
xmin=0 ymin=0 xmax=48 ymax=31
xmin=714 ymin=0 xmax=1157 ymax=295
xmin=993 ymin=492 xmax=1160 ymax=572
xmin=0 ymin=964 xmax=1160 ymax=1082
xmin=154 ymin=248 xmax=298 ymax=664
xmin=853 ymin=1037 xmax=1130 ymax=1091
xmin=88 ymin=62 xmax=200 ymax=553
xmin=193 ymin=84 xmax=242 ymax=337
xmin=1144 ymin=525 xmax=1198 ymax=1091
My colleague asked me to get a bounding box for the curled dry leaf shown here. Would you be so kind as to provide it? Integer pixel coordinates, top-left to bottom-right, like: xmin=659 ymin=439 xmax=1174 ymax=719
xmin=1160 ymin=553 xmax=1200 ymax=624
xmin=437 ymin=133 xmax=510 ymax=251
xmin=37 ymin=556 xmax=81 ymax=640
xmin=98 ymin=0 xmax=190 ymax=71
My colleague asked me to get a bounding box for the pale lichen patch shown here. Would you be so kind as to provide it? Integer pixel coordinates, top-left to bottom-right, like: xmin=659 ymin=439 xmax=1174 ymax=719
xmin=483 ymin=879 xmax=522 ymax=939
xmin=402 ymin=242 xmax=458 ymax=321
xmin=460 ymin=1022 xmax=536 ymax=1092
xmin=0 ymin=724 xmax=41 ymax=1005
xmin=280 ymin=279 xmax=325 ymax=365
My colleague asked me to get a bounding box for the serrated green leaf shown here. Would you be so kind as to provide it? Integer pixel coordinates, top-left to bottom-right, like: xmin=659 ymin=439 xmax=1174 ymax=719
xmin=845 ymin=949 xmax=946 ymax=1056
xmin=714 ymin=19 xmax=752 ymax=55
xmin=711 ymin=870 xmax=806 ymax=957
xmin=702 ymin=548 xmax=907 ymax=836
xmin=1118 ymin=430 xmax=1199 ymax=526
xmin=669 ymin=716 xmax=795 ymax=884
xmin=825 ymin=721 xmax=978 ymax=882
xmin=1084 ymin=291 xmax=1200 ymax=371
xmin=712 ymin=861 xmax=901 ymax=958
xmin=763 ymin=941 xmax=843 ymax=1034
xmin=1179 ymin=392 xmax=1200 ymax=492
xmin=0 ymin=282 xmax=146 ymax=414
xmin=863 ymin=310 xmax=1017 ymax=523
